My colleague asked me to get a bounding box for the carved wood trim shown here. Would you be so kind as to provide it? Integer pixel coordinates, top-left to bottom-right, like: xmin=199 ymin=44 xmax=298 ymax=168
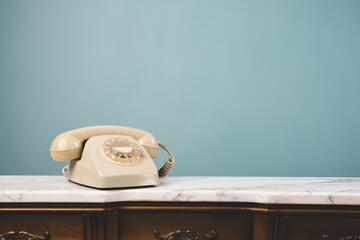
xmin=154 ymin=230 xmax=217 ymax=240
xmin=323 ymin=234 xmax=360 ymax=240
xmin=0 ymin=231 xmax=50 ymax=240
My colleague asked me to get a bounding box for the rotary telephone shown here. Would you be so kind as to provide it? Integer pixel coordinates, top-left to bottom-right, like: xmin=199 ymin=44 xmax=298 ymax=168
xmin=50 ymin=126 xmax=175 ymax=188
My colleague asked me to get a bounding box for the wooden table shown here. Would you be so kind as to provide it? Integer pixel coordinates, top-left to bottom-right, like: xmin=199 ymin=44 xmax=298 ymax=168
xmin=1 ymin=176 xmax=360 ymax=240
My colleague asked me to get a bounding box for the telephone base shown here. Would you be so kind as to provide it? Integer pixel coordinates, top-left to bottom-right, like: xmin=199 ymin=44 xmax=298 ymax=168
xmin=61 ymin=135 xmax=161 ymax=189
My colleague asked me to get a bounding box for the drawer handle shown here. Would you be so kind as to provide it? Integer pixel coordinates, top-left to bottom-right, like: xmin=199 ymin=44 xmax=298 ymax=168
xmin=154 ymin=230 xmax=217 ymax=240
xmin=0 ymin=230 xmax=51 ymax=240
xmin=323 ymin=234 xmax=360 ymax=240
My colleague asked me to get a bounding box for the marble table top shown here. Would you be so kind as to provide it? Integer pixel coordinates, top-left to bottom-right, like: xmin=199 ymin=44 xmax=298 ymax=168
xmin=1 ymin=176 xmax=360 ymax=205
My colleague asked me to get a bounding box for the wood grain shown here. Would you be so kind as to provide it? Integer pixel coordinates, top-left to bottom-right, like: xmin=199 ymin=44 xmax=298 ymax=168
xmin=1 ymin=202 xmax=360 ymax=239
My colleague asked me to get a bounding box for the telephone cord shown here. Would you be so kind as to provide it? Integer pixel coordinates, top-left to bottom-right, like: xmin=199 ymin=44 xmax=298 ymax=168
xmin=158 ymin=142 xmax=175 ymax=177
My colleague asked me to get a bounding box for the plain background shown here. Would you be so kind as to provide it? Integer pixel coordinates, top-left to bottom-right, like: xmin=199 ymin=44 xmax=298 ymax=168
xmin=0 ymin=0 xmax=359 ymax=176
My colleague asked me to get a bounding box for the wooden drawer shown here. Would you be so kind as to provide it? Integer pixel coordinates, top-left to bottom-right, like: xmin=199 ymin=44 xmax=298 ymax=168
xmin=285 ymin=215 xmax=360 ymax=240
xmin=118 ymin=211 xmax=253 ymax=240
xmin=0 ymin=213 xmax=85 ymax=240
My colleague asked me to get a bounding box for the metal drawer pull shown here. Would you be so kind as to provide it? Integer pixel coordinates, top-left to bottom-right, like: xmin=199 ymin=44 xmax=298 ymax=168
xmin=154 ymin=230 xmax=217 ymax=240
xmin=0 ymin=230 xmax=51 ymax=240
xmin=323 ymin=234 xmax=360 ymax=240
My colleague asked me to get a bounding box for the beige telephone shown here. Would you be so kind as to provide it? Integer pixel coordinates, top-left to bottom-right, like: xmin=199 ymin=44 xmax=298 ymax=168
xmin=50 ymin=126 xmax=175 ymax=188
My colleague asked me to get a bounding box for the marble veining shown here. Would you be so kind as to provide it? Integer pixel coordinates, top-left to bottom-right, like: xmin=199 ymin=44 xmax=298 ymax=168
xmin=1 ymin=176 xmax=360 ymax=205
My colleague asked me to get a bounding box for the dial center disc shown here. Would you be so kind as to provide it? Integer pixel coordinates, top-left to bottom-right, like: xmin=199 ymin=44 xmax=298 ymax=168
xmin=111 ymin=141 xmax=133 ymax=154
xmin=102 ymin=138 xmax=144 ymax=166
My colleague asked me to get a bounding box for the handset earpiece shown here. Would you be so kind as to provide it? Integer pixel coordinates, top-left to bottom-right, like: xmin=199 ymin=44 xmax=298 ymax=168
xmin=50 ymin=135 xmax=82 ymax=161
xmin=138 ymin=134 xmax=159 ymax=158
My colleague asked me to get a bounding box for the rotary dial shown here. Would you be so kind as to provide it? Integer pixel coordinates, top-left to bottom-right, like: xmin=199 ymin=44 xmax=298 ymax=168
xmin=102 ymin=138 xmax=143 ymax=165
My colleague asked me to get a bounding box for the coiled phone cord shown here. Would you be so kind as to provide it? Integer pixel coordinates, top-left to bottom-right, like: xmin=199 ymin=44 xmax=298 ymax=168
xmin=158 ymin=142 xmax=175 ymax=177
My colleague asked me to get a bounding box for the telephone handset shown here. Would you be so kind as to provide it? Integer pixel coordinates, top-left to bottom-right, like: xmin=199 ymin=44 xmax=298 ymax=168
xmin=50 ymin=126 xmax=175 ymax=188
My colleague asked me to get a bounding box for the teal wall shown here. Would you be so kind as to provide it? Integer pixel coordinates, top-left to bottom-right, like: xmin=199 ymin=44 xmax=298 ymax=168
xmin=1 ymin=0 xmax=360 ymax=176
